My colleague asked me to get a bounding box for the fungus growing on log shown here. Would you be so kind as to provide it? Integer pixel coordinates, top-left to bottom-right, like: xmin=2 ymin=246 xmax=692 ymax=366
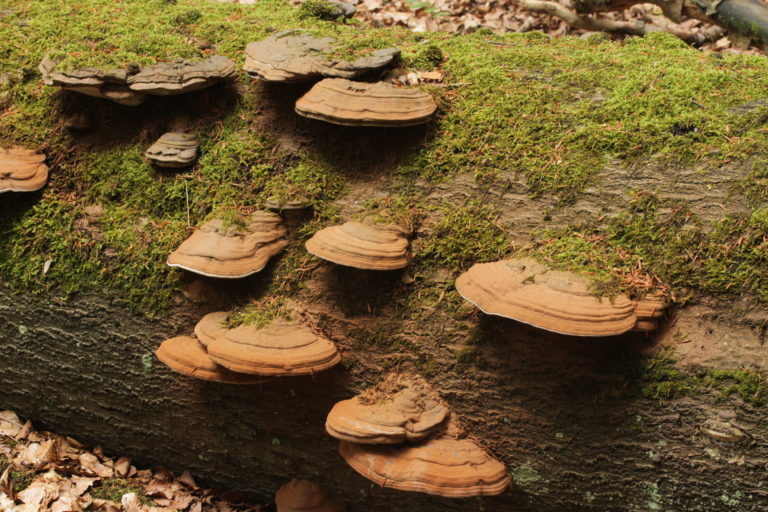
xmin=193 ymin=311 xmax=230 ymax=347
xmin=455 ymin=257 xmax=638 ymax=337
xmin=39 ymin=56 xmax=147 ymax=106
xmin=207 ymin=320 xmax=341 ymax=376
xmin=326 ymin=374 xmax=449 ymax=444
xmin=145 ymin=131 xmax=199 ymax=168
xmin=167 ymin=211 xmax=289 ymax=278
xmin=0 ymin=147 xmax=49 ymax=194
xmin=266 ymin=195 xmax=313 ymax=226
xmin=633 ymin=294 xmax=668 ymax=332
xmin=243 ymin=31 xmax=399 ymax=82
xmin=155 ymin=336 xmax=266 ymax=384
xmin=305 ymin=220 xmax=410 ymax=270
xmin=275 ymin=479 xmax=346 ymax=512
xmin=127 ymin=56 xmax=236 ymax=95
xmin=338 ymin=438 xmax=510 ymax=497
xmin=295 ymin=78 xmax=437 ymax=127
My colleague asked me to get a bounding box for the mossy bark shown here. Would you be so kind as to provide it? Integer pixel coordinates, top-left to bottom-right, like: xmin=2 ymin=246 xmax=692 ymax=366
xmin=1 ymin=286 xmax=765 ymax=511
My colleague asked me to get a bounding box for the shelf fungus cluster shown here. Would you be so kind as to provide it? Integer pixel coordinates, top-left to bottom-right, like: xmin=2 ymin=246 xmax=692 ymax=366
xmin=39 ymin=55 xmax=235 ymax=106
xmin=167 ymin=211 xmax=289 ymax=278
xmin=305 ymin=220 xmax=411 ymax=270
xmin=455 ymin=257 xmax=667 ymax=336
xmin=326 ymin=374 xmax=510 ymax=498
xmin=244 ymin=31 xmax=399 ymax=82
xmin=206 ymin=320 xmax=341 ymax=377
xmin=145 ymin=130 xmax=199 ymax=168
xmin=295 ymin=78 xmax=437 ymax=127
xmin=0 ymin=147 xmax=49 ymax=194
xmin=243 ymin=31 xmax=436 ymax=127
xmin=275 ymin=480 xmax=346 ymax=512
xmin=156 ymin=311 xmax=341 ymax=381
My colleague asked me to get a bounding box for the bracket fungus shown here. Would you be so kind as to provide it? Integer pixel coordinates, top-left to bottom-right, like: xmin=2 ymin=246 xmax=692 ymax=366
xmin=243 ymin=31 xmax=399 ymax=82
xmin=305 ymin=220 xmax=410 ymax=270
xmin=167 ymin=211 xmax=289 ymax=278
xmin=455 ymin=257 xmax=639 ymax=337
xmin=266 ymin=195 xmax=313 ymax=226
xmin=295 ymin=78 xmax=437 ymax=127
xmin=275 ymin=480 xmax=346 ymax=512
xmin=127 ymin=56 xmax=236 ymax=95
xmin=326 ymin=374 xmax=449 ymax=444
xmin=39 ymin=56 xmax=147 ymax=106
xmin=145 ymin=131 xmax=199 ymax=168
xmin=155 ymin=336 xmax=266 ymax=384
xmin=339 ymin=438 xmax=510 ymax=498
xmin=207 ymin=320 xmax=341 ymax=376
xmin=193 ymin=311 xmax=230 ymax=347
xmin=633 ymin=294 xmax=668 ymax=331
xmin=0 ymin=147 xmax=49 ymax=194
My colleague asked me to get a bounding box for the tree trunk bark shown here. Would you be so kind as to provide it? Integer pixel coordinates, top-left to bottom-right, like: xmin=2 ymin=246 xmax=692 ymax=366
xmin=1 ymin=285 xmax=766 ymax=511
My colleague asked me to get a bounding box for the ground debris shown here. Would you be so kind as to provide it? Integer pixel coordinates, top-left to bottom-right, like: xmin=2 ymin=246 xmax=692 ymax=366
xmin=0 ymin=411 xmax=266 ymax=512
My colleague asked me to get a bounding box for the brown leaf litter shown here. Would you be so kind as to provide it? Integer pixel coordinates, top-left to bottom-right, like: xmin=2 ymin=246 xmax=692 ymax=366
xmin=0 ymin=411 xmax=265 ymax=512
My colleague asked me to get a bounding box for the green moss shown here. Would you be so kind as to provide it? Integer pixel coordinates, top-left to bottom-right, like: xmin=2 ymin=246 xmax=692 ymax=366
xmin=637 ymin=352 xmax=767 ymax=406
xmin=416 ymin=201 xmax=510 ymax=271
xmin=297 ymin=0 xmax=345 ymax=21
xmin=3 ymin=0 xmax=768 ymax=313
xmin=10 ymin=471 xmax=34 ymax=493
xmin=405 ymin=43 xmax=444 ymax=69
xmin=91 ymin=478 xmax=154 ymax=506
xmin=530 ymin=189 xmax=768 ymax=301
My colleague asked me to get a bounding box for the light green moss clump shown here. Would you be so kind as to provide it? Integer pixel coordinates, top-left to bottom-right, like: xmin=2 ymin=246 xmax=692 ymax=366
xmin=2 ymin=0 xmax=768 ymax=312
xmin=638 ymin=352 xmax=767 ymax=406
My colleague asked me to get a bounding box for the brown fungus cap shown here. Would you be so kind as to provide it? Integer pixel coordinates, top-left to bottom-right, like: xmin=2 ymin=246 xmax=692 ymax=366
xmin=455 ymin=257 xmax=637 ymax=337
xmin=275 ymin=480 xmax=346 ymax=512
xmin=265 ymin=196 xmax=312 ymax=212
xmin=326 ymin=374 xmax=449 ymax=444
xmin=295 ymin=78 xmax=436 ymax=127
xmin=207 ymin=320 xmax=341 ymax=376
xmin=632 ymin=294 xmax=668 ymax=332
xmin=155 ymin=336 xmax=266 ymax=384
xmin=127 ymin=56 xmax=236 ymax=95
xmin=167 ymin=211 xmax=289 ymax=278
xmin=145 ymin=131 xmax=199 ymax=168
xmin=243 ymin=31 xmax=399 ymax=82
xmin=339 ymin=438 xmax=510 ymax=498
xmin=305 ymin=221 xmax=410 ymax=270
xmin=0 ymin=147 xmax=49 ymax=193
xmin=39 ymin=56 xmax=147 ymax=106
xmin=194 ymin=311 xmax=230 ymax=347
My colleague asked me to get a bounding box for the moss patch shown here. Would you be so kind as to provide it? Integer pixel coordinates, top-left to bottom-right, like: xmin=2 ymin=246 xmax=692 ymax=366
xmin=529 ymin=190 xmax=768 ymax=301
xmin=2 ymin=0 xmax=768 ymax=313
xmin=91 ymin=478 xmax=155 ymax=506
xmin=637 ymin=352 xmax=767 ymax=406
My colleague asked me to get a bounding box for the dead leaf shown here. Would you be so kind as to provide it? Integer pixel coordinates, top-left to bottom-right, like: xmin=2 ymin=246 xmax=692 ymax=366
xmin=90 ymin=498 xmax=122 ymax=512
xmin=70 ymin=476 xmax=98 ymax=497
xmin=121 ymin=493 xmax=144 ymax=512
xmin=420 ymin=71 xmax=444 ymax=82
xmin=177 ymin=471 xmax=196 ymax=488
xmin=77 ymin=453 xmax=113 ymax=478
xmin=18 ymin=442 xmax=42 ymax=466
xmin=0 ymin=411 xmax=22 ymax=437
xmin=113 ymin=457 xmax=131 ymax=478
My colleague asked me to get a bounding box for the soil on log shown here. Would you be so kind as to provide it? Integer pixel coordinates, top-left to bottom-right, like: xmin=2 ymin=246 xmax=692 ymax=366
xmin=1 ymin=286 xmax=766 ymax=511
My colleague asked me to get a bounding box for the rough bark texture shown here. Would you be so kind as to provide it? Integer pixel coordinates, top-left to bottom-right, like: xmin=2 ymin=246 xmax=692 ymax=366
xmin=1 ymin=284 xmax=766 ymax=511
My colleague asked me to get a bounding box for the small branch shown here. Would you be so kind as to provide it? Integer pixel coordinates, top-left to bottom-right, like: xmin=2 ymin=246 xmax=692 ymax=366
xmin=521 ymin=0 xmax=724 ymax=44
xmin=521 ymin=0 xmax=652 ymax=36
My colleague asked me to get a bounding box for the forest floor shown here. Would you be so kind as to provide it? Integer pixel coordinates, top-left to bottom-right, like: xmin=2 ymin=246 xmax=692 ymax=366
xmin=282 ymin=0 xmax=765 ymax=53
xmin=0 ymin=411 xmax=266 ymax=512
